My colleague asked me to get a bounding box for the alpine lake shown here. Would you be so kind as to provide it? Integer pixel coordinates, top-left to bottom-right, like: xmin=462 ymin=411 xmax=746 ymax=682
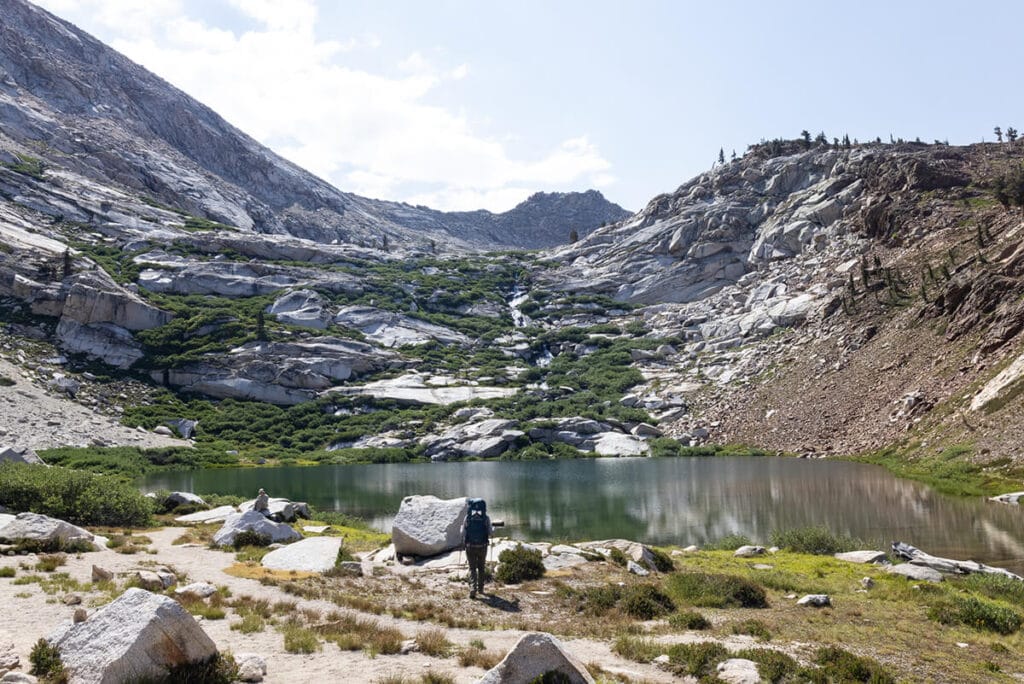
xmin=140 ymin=456 xmax=1024 ymax=574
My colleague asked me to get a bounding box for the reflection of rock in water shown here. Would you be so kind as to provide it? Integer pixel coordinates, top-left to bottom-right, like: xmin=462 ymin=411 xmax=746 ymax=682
xmin=139 ymin=458 xmax=1024 ymax=573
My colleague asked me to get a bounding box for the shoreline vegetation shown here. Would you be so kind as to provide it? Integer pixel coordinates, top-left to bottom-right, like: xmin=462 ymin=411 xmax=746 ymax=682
xmin=36 ymin=439 xmax=1024 ymax=499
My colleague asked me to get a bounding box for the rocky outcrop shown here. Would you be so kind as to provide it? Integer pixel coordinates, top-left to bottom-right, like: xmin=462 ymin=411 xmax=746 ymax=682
xmin=47 ymin=588 xmax=218 ymax=684
xmin=334 ymin=373 xmax=518 ymax=406
xmin=238 ymin=498 xmax=311 ymax=523
xmin=334 ymin=306 xmax=469 ymax=347
xmin=391 ymin=495 xmax=467 ymax=558
xmin=971 ymin=351 xmax=1024 ymax=412
xmin=422 ymin=418 xmax=523 ymax=461
xmin=261 ymin=537 xmax=342 ymax=573
xmin=267 ymin=290 xmax=332 ymax=330
xmin=0 ymin=445 xmax=44 ymax=465
xmin=476 ymin=632 xmax=594 ymax=684
xmin=211 ymin=510 xmax=301 ymax=547
xmin=0 ymin=513 xmax=95 ymax=550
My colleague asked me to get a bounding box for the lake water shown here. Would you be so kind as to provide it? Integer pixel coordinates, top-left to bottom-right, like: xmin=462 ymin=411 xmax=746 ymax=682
xmin=140 ymin=457 xmax=1024 ymax=573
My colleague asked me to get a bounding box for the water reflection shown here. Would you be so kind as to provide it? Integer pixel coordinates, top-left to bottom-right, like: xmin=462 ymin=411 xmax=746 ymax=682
xmin=140 ymin=457 xmax=1024 ymax=573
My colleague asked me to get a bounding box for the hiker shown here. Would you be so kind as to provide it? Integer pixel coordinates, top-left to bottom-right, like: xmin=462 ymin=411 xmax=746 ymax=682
xmin=254 ymin=488 xmax=270 ymax=517
xmin=462 ymin=498 xmax=492 ymax=598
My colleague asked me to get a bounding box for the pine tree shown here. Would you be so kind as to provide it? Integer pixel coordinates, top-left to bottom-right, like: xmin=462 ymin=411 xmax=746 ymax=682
xmin=1007 ymin=127 xmax=1018 ymax=143
xmin=731 ymin=149 xmax=737 ymax=160
xmin=994 ymin=126 xmax=1003 ymax=143
xmin=61 ymin=249 xmax=72 ymax=279
xmin=800 ymin=130 xmax=812 ymax=148
xmin=569 ymin=229 xmax=579 ymax=243
xmin=718 ymin=148 xmax=725 ymax=164
xmin=256 ymin=309 xmax=267 ymax=341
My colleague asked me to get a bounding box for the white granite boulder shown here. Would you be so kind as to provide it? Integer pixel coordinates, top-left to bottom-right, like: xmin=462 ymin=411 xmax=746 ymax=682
xmin=47 ymin=588 xmax=217 ymax=683
xmin=391 ymin=495 xmax=467 ymax=557
xmin=834 ymin=550 xmax=888 ymax=564
xmin=261 ymin=537 xmax=342 ymax=573
xmin=0 ymin=513 xmax=95 ymax=550
xmin=211 ymin=510 xmax=301 ymax=547
xmin=165 ymin=492 xmax=206 ymax=509
xmin=174 ymin=505 xmax=237 ymax=525
xmin=238 ymin=498 xmax=310 ymax=522
xmin=716 ymin=658 xmax=761 ymax=684
xmin=476 ymin=632 xmax=594 ymax=684
xmin=235 ymin=653 xmax=267 ymax=682
xmin=797 ymin=594 xmax=831 ymax=607
xmin=886 ymin=564 xmax=944 ymax=582
xmin=734 ymin=545 xmax=766 ymax=557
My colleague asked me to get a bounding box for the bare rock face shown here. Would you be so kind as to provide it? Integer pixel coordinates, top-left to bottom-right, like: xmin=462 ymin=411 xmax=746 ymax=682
xmin=211 ymin=510 xmax=301 ymax=547
xmin=47 ymin=588 xmax=217 ymax=684
xmin=0 ymin=445 xmax=44 ymax=465
xmin=476 ymin=632 xmax=595 ymax=684
xmin=391 ymin=495 xmax=468 ymax=558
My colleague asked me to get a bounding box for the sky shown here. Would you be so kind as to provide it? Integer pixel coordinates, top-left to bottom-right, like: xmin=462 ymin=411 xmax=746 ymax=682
xmin=33 ymin=0 xmax=1024 ymax=213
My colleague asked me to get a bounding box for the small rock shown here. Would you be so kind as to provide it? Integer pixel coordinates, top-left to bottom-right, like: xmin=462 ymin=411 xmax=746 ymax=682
xmin=733 ymin=545 xmax=766 ymax=557
xmin=683 ymin=545 xmax=699 ymax=552
xmin=886 ymin=564 xmax=944 ymax=583
xmin=653 ymin=654 xmax=670 ymax=665
xmin=797 ymin=594 xmax=831 ymax=607
xmin=235 ymin=653 xmax=267 ymax=682
xmin=73 ymin=608 xmax=87 ymax=623
xmin=835 ymin=550 xmax=888 ymax=564
xmin=91 ymin=565 xmax=113 ymax=583
xmin=175 ymin=582 xmax=217 ymax=598
xmin=860 ymin=577 xmax=875 ymax=589
xmin=626 ymin=560 xmax=649 ymax=576
xmin=0 ymin=673 xmax=38 ymax=683
xmin=400 ymin=639 xmax=419 ymax=655
xmin=152 ymin=426 xmax=174 ymax=436
xmin=62 ymin=593 xmax=82 ymax=606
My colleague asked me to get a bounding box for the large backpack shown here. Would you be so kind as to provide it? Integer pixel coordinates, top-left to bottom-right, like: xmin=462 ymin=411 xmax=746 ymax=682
xmin=464 ymin=499 xmax=489 ymax=545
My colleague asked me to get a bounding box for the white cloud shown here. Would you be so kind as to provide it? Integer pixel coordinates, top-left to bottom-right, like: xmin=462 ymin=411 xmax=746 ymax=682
xmin=34 ymin=0 xmax=615 ymax=212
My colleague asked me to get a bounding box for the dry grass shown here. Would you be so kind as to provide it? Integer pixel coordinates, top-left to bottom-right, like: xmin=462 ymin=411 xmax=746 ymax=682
xmin=415 ymin=627 xmax=453 ymax=658
xmin=172 ymin=525 xmax=216 ymax=546
xmin=314 ymin=611 xmax=404 ymax=655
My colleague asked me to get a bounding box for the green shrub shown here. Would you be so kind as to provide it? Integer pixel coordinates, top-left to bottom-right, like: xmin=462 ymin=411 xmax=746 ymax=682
xmin=496 ymin=544 xmax=545 ymax=584
xmin=647 ymin=547 xmax=675 ymax=572
xmin=29 ymin=638 xmax=66 ymax=682
xmin=232 ymin=531 xmax=271 ymax=550
xmin=620 ymin=584 xmax=675 ymax=619
xmin=706 ymin=533 xmax=752 ymax=551
xmin=731 ymin=618 xmax=772 ymax=640
xmin=611 ymin=635 xmax=660 ymax=663
xmin=769 ymin=526 xmax=863 ymax=555
xmin=608 ymin=547 xmax=629 ymax=567
xmin=666 ymin=571 xmax=768 ymax=609
xmin=0 ymin=463 xmax=151 ymax=527
xmin=928 ymin=596 xmax=1022 ymax=635
xmin=161 ymin=654 xmax=238 ymax=684
xmin=736 ymin=648 xmax=798 ymax=683
xmin=668 ymin=610 xmax=710 ymax=630
xmin=665 ymin=641 xmax=728 ymax=677
xmin=527 ymin=673 xmax=572 ymax=684
xmin=813 ymin=646 xmax=895 ymax=683
xmin=958 ymin=573 xmax=1024 ymax=605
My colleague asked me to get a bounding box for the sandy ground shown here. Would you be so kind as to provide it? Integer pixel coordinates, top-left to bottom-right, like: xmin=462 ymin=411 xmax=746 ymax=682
xmin=0 ymin=357 xmax=187 ymax=452
xmin=0 ymin=527 xmax=678 ymax=683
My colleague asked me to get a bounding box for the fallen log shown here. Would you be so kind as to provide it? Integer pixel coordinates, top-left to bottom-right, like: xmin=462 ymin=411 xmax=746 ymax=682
xmin=891 ymin=542 xmax=1023 ymax=581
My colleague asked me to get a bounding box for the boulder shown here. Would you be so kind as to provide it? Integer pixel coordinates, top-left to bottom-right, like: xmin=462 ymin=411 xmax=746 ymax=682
xmin=990 ymin=491 xmax=1024 ymax=505
xmin=165 ymin=492 xmax=206 ymax=509
xmin=886 ymin=564 xmax=943 ymax=582
xmin=267 ymin=290 xmax=331 ymax=330
xmin=797 ymin=594 xmax=831 ymax=607
xmin=238 ymin=498 xmax=310 ymax=522
xmin=476 ymin=632 xmax=594 ymax=684
xmin=734 ymin=545 xmax=766 ymax=557
xmin=590 ymin=432 xmax=650 ymax=457
xmin=835 ymin=550 xmax=888 ymax=564
xmin=261 ymin=537 xmax=342 ymax=573
xmin=334 ymin=305 xmax=469 ymax=347
xmin=167 ymin=419 xmax=198 ymax=439
xmin=391 ymin=495 xmax=467 ymax=557
xmin=0 ymin=513 xmax=95 ymax=550
xmin=543 ymin=554 xmax=589 ymax=571
xmin=0 ymin=446 xmax=44 ymax=465
xmin=235 ymin=653 xmax=267 ymax=682
xmin=175 ymin=582 xmax=217 ymax=598
xmin=91 ymin=566 xmax=113 ymax=583
xmin=174 ymin=505 xmax=237 ymax=524
xmin=627 ymin=560 xmax=649 ymax=576
xmin=135 ymin=570 xmax=176 ymax=591
xmin=716 ymin=658 xmax=761 ymax=684
xmin=47 ymin=588 xmax=217 ymax=683
xmin=211 ymin=510 xmax=301 ymax=547
xmin=0 ymin=674 xmax=37 ymax=683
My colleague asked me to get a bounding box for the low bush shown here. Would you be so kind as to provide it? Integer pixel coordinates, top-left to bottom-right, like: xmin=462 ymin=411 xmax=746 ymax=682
xmin=496 ymin=544 xmax=545 ymax=584
xmin=415 ymin=628 xmax=453 ymax=657
xmin=958 ymin=573 xmax=1024 ymax=605
xmin=665 ymin=641 xmax=728 ymax=678
xmin=35 ymin=554 xmax=67 ymax=573
xmin=928 ymin=596 xmax=1022 ymax=635
xmin=813 ymin=646 xmax=895 ymax=683
xmin=769 ymin=526 xmax=863 ymax=555
xmin=646 ymin=547 xmax=675 ymax=572
xmin=668 ymin=610 xmax=710 ymax=630
xmin=611 ymin=635 xmax=660 ymax=663
xmin=0 ymin=463 xmax=151 ymax=527
xmin=620 ymin=584 xmax=675 ymax=620
xmin=735 ymin=648 xmax=799 ymax=683
xmin=608 ymin=547 xmax=629 ymax=567
xmin=232 ymin=531 xmax=271 ymax=550
xmin=705 ymin=533 xmax=752 ymax=551
xmin=29 ymin=638 xmax=66 ymax=682
xmin=731 ymin=618 xmax=772 ymax=640
xmin=162 ymin=654 xmax=238 ymax=684
xmin=666 ymin=571 xmax=768 ymax=609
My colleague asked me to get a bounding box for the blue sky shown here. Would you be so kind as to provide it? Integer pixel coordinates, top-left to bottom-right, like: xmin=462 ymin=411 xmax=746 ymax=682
xmin=35 ymin=0 xmax=1023 ymax=213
